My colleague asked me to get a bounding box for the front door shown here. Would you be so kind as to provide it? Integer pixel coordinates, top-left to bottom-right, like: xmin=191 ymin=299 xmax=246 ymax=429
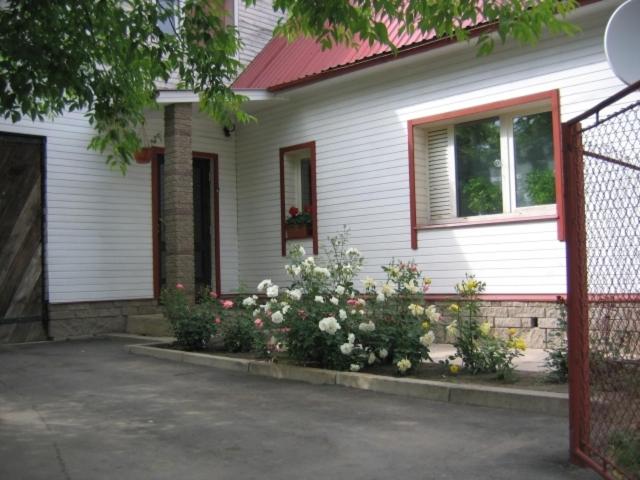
xmin=192 ymin=157 xmax=212 ymax=292
xmin=154 ymin=153 xmax=219 ymax=296
xmin=0 ymin=133 xmax=47 ymax=342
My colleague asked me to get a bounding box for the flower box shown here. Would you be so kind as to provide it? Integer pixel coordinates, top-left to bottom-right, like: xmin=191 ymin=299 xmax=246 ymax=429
xmin=134 ymin=147 xmax=153 ymax=164
xmin=285 ymin=223 xmax=312 ymax=240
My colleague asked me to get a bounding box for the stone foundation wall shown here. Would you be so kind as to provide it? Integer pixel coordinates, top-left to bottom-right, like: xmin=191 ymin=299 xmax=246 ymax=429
xmin=431 ymin=300 xmax=565 ymax=349
xmin=48 ymin=299 xmax=161 ymax=340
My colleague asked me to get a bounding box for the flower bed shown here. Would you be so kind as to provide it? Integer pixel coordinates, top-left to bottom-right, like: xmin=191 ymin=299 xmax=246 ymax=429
xmin=161 ymin=230 xmax=534 ymax=384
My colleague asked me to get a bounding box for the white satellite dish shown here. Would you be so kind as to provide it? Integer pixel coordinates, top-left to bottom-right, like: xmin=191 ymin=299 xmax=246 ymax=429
xmin=605 ymin=0 xmax=640 ymax=86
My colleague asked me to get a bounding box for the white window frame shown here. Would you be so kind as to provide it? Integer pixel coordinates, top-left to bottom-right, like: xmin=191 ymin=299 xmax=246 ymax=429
xmin=425 ymin=104 xmax=556 ymax=225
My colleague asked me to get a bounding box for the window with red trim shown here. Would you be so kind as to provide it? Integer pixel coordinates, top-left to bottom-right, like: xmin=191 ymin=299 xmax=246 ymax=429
xmin=280 ymin=142 xmax=318 ymax=256
xmin=409 ymin=91 xmax=563 ymax=237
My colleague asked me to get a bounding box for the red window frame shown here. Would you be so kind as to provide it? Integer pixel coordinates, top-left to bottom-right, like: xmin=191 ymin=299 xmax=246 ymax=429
xmin=407 ymin=90 xmax=564 ymax=249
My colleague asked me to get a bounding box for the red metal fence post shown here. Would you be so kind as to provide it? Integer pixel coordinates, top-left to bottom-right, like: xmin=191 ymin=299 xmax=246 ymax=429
xmin=563 ymin=121 xmax=591 ymax=466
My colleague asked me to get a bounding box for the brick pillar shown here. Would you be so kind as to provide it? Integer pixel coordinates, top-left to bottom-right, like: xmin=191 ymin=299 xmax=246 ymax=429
xmin=164 ymin=104 xmax=194 ymax=299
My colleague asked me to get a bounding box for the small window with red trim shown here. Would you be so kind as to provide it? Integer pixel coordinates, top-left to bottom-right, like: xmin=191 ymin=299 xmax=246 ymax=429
xmin=412 ymin=97 xmax=559 ymax=226
xmin=280 ymin=142 xmax=318 ymax=255
xmin=283 ymin=149 xmax=313 ymax=238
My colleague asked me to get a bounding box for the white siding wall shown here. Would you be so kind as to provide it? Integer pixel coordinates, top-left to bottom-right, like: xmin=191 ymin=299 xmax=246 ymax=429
xmin=235 ymin=3 xmax=627 ymax=294
xmin=0 ymin=112 xmax=153 ymax=303
xmin=236 ymin=0 xmax=280 ymax=67
xmin=144 ymin=107 xmax=240 ymax=292
xmin=0 ymin=106 xmax=238 ymax=303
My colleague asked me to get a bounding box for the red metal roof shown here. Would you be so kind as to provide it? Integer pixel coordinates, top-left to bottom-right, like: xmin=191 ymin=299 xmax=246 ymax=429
xmin=233 ymin=17 xmax=481 ymax=91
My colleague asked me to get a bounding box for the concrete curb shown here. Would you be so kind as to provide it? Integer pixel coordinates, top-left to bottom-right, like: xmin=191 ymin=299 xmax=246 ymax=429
xmin=126 ymin=342 xmax=568 ymax=417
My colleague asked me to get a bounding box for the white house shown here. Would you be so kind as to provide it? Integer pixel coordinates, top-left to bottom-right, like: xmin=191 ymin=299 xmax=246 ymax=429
xmin=0 ymin=0 xmax=631 ymax=346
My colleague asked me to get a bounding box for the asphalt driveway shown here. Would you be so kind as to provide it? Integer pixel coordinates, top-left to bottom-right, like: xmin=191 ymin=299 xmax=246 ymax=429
xmin=0 ymin=338 xmax=596 ymax=480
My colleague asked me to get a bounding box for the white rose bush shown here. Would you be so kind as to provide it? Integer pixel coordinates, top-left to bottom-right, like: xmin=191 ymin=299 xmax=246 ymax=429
xmin=162 ymin=230 xmax=440 ymax=375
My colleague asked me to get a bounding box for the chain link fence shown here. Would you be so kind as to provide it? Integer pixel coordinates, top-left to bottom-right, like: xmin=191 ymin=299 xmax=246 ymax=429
xmin=565 ymin=81 xmax=640 ymax=479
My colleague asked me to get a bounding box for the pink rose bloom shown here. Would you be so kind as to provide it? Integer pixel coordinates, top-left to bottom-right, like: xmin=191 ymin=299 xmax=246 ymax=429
xmin=254 ymin=318 xmax=263 ymax=329
xmin=347 ymin=298 xmax=358 ymax=306
xmin=214 ymin=317 xmax=221 ymax=325
xmin=176 ymin=283 xmax=185 ymax=290
xmin=221 ymin=300 xmax=234 ymax=309
xmin=209 ymin=291 xmax=218 ymax=299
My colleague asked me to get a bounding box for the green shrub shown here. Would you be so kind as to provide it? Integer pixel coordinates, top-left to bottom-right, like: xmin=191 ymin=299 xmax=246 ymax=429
xmin=544 ymin=301 xmax=568 ymax=383
xmin=160 ymin=285 xmax=219 ymax=350
xmin=609 ymin=429 xmax=640 ymax=477
xmin=442 ymin=275 xmax=525 ymax=379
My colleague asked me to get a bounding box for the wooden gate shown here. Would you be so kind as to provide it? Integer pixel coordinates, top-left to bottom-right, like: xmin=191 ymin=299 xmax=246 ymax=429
xmin=0 ymin=133 xmax=47 ymax=343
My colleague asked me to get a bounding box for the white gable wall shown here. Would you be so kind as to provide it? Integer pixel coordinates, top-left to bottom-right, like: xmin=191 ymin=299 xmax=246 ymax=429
xmin=235 ymin=2 xmax=626 ymax=294
xmin=237 ymin=0 xmax=281 ymax=67
xmin=0 ymin=112 xmax=153 ymax=303
xmin=0 ymin=106 xmax=238 ymax=303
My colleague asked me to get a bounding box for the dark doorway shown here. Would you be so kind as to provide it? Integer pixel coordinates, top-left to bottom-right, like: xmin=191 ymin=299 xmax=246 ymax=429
xmin=192 ymin=157 xmax=212 ymax=292
xmin=0 ymin=133 xmax=47 ymax=343
xmin=153 ymin=153 xmax=220 ymax=296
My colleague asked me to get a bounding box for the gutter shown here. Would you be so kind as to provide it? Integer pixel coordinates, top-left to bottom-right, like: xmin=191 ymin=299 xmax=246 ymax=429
xmin=156 ymin=88 xmax=282 ymax=104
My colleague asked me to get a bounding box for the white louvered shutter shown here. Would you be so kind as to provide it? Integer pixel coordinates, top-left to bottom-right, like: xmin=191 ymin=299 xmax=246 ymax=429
xmin=426 ymin=128 xmax=453 ymax=221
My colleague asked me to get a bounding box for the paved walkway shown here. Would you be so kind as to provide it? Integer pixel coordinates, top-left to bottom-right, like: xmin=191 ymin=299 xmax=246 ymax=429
xmin=0 ymin=338 xmax=594 ymax=480
xmin=430 ymin=344 xmax=549 ymax=372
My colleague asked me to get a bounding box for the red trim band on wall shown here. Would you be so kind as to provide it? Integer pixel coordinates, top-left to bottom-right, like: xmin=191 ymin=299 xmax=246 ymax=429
xmin=407 ymin=89 xmax=565 ymax=249
xmin=279 ymin=141 xmax=319 ymax=257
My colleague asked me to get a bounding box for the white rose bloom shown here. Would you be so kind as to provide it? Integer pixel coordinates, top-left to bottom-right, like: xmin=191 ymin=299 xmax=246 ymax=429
xmin=242 ymin=297 xmax=256 ymax=307
xmin=340 ymin=342 xmax=354 ymax=355
xmin=252 ymin=308 xmax=260 ymax=317
xmin=339 ymin=309 xmax=348 ymax=321
xmin=304 ymin=256 xmax=315 ymax=265
xmin=314 ymin=266 xmax=330 ymax=277
xmin=266 ymin=285 xmax=279 ymax=298
xmin=358 ymin=321 xmax=376 ymax=333
xmin=376 ymin=292 xmax=385 ymax=303
xmin=330 ymin=297 xmax=339 ymax=305
xmin=368 ymin=352 xmax=376 ymax=365
xmin=363 ymin=277 xmax=377 ymax=290
xmin=318 ymin=316 xmax=341 ymax=335
xmin=404 ymin=281 xmax=419 ymax=294
xmin=425 ymin=305 xmax=441 ymax=323
xmin=287 ymin=289 xmax=303 ymax=301
xmin=345 ymin=247 xmax=360 ymax=256
xmin=314 ymin=295 xmax=324 ymax=303
xmin=335 ymin=285 xmax=345 ymax=296
xmin=257 ymin=279 xmax=272 ymax=292
xmin=420 ymin=331 xmax=436 ymax=348
xmin=271 ymin=311 xmax=284 ymax=324
xmin=282 ymin=305 xmax=291 ymax=314
xmin=350 ymin=309 xmax=357 ymax=315
xmin=347 ymin=333 xmax=355 ymax=344
xmin=350 ymin=364 xmax=361 ymax=372
xmin=297 ymin=246 xmax=306 ymax=256
xmin=381 ymin=282 xmax=396 ymax=296
xmin=396 ymin=358 xmax=412 ymax=374
xmin=343 ymin=264 xmax=352 ymax=273
xmin=357 ymin=298 xmax=366 ymax=307
xmin=292 ymin=265 xmax=301 ymax=276
xmin=378 ymin=348 xmax=388 ymax=359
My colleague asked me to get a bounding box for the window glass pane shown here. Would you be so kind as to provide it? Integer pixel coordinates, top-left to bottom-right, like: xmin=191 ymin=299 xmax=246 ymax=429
xmin=454 ymin=117 xmax=502 ymax=217
xmin=157 ymin=0 xmax=178 ymax=34
xmin=513 ymin=112 xmax=555 ymax=207
xmin=300 ymin=158 xmax=312 ymax=209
